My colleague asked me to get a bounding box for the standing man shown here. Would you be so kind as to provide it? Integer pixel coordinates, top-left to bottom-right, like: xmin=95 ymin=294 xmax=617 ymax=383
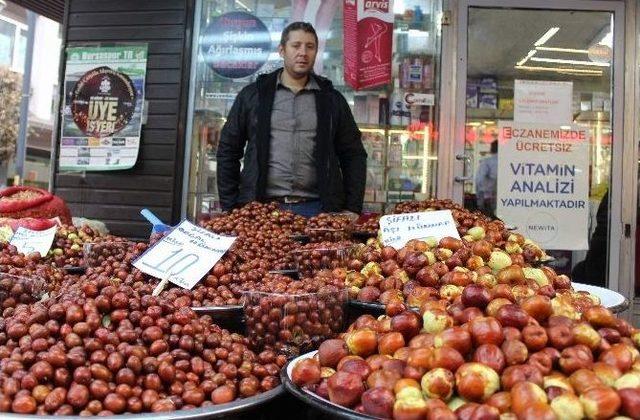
xmin=217 ymin=22 xmax=367 ymax=218
xmin=475 ymin=140 xmax=498 ymax=216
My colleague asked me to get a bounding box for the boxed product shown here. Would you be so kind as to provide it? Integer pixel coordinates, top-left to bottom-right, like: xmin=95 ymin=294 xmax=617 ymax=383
xmin=343 ymin=0 xmax=394 ymax=90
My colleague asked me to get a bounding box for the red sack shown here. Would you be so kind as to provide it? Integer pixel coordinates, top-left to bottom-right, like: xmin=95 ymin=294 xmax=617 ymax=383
xmin=0 ymin=187 xmax=72 ymax=224
xmin=0 ymin=217 xmax=58 ymax=231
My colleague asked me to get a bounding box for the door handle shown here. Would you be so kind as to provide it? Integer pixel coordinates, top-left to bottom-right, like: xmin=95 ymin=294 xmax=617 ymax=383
xmin=455 ymin=153 xmax=473 ymax=184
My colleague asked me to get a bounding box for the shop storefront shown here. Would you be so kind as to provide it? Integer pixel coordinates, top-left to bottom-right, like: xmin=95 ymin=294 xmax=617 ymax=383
xmin=46 ymin=0 xmax=640 ymax=320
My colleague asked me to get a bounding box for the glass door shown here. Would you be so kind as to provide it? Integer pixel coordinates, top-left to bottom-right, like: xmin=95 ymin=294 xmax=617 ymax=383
xmin=451 ymin=0 xmax=625 ymax=291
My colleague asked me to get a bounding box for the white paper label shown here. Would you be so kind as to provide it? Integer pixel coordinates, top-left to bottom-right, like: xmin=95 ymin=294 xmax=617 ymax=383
xmin=133 ymin=220 xmax=236 ymax=290
xmin=379 ymin=210 xmax=460 ymax=249
xmin=10 ymin=226 xmax=57 ymax=256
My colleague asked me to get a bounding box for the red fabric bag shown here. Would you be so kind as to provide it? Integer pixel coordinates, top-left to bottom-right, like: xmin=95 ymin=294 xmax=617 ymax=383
xmin=0 ymin=187 xmax=72 ymax=224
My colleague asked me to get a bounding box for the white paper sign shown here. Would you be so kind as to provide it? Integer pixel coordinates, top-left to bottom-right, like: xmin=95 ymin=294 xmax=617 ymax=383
xmin=379 ymin=210 xmax=460 ymax=249
xmin=514 ymin=80 xmax=573 ymax=125
xmin=10 ymin=226 xmax=57 ymax=256
xmin=133 ymin=220 xmax=236 ymax=290
xmin=496 ymin=121 xmax=589 ymax=250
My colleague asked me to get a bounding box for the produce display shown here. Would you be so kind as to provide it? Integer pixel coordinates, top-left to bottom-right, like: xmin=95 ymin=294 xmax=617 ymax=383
xmin=201 ymin=202 xmax=304 ymax=271
xmin=0 ymin=198 xmax=634 ymax=418
xmin=290 ymin=300 xmax=640 ymax=419
xmin=305 ymin=213 xmax=354 ymax=242
xmin=243 ymin=279 xmax=347 ymax=357
xmin=293 ymin=241 xmax=354 ymax=277
xmin=48 ymin=225 xmax=104 ymax=268
xmin=0 ymin=282 xmax=285 ymax=415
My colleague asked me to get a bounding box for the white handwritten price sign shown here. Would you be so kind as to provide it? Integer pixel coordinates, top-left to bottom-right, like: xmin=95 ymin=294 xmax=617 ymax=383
xmin=133 ymin=220 xmax=236 ymax=290
xmin=9 ymin=226 xmax=57 ymax=257
xmin=379 ymin=210 xmax=460 ymax=249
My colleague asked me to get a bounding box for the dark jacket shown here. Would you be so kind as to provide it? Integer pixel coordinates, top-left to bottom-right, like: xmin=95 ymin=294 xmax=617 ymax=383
xmin=216 ymin=69 xmax=367 ymax=213
xmin=572 ymin=191 xmax=608 ymax=287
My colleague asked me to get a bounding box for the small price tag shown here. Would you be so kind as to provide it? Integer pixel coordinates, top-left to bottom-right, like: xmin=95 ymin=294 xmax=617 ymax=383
xmin=9 ymin=226 xmax=57 ymax=256
xmin=379 ymin=210 xmax=460 ymax=249
xmin=133 ymin=220 xmax=236 ymax=290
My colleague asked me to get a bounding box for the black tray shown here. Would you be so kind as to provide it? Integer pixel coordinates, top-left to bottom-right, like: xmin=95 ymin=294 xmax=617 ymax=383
xmin=191 ymin=305 xmax=244 ymax=317
xmin=348 ymin=299 xmax=420 ymax=316
xmin=268 ymin=269 xmax=299 ymax=279
xmin=281 ymin=351 xmax=376 ymax=419
xmin=348 ymin=299 xmax=386 ymax=315
xmin=290 ymin=234 xmax=310 ymax=244
xmin=63 ymin=266 xmax=86 ymax=274
xmin=350 ymin=231 xmax=377 ymax=242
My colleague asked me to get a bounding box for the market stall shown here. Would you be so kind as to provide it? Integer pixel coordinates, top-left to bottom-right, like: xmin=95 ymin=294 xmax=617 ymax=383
xmin=0 ymin=191 xmax=635 ymax=419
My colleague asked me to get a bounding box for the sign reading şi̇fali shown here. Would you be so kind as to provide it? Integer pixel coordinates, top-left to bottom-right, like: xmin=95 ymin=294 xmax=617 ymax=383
xmin=60 ymin=45 xmax=147 ymax=171
xmin=496 ymin=122 xmax=589 ymax=250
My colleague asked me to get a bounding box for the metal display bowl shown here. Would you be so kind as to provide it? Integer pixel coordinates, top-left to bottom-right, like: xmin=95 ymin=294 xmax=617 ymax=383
xmin=282 ymin=351 xmax=375 ymax=419
xmin=0 ymin=385 xmax=284 ymax=420
xmin=572 ymin=282 xmax=630 ymax=314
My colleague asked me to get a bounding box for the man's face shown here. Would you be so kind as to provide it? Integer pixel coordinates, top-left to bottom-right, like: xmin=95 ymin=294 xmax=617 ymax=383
xmin=279 ymin=30 xmax=317 ymax=78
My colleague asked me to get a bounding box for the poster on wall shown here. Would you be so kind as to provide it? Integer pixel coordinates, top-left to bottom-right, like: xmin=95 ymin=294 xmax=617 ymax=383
xmin=343 ymin=0 xmax=394 ymax=90
xmin=59 ymin=45 xmax=147 ymax=171
xmin=200 ymin=11 xmax=272 ymax=79
xmin=514 ymin=80 xmax=573 ymax=125
xmin=496 ymin=122 xmax=589 ymax=250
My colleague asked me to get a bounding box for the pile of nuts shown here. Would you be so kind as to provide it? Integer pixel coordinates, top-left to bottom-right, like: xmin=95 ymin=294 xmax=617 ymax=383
xmin=347 ymin=225 xmax=552 ymax=307
xmin=0 ymin=243 xmax=65 ymax=301
xmin=243 ymin=279 xmax=347 ymax=358
xmin=352 ymin=215 xmax=381 ymax=236
xmin=201 ymin=202 xmax=303 ymax=271
xmin=291 ymin=286 xmax=640 ymax=419
xmin=292 ymin=241 xmax=354 ymax=277
xmin=305 ymin=213 xmax=354 ymax=242
xmin=0 ymin=278 xmax=285 ymax=415
xmin=47 ymin=225 xmax=103 ymax=268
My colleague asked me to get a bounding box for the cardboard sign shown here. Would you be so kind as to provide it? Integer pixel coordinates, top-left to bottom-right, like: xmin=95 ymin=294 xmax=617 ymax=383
xmin=379 ymin=210 xmax=460 ymax=249
xmin=496 ymin=121 xmax=589 ymax=250
xmin=10 ymin=226 xmax=57 ymax=257
xmin=133 ymin=220 xmax=236 ymax=290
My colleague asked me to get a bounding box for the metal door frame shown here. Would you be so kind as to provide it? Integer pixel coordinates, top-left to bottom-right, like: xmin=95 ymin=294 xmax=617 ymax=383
xmin=438 ymin=0 xmax=630 ymax=294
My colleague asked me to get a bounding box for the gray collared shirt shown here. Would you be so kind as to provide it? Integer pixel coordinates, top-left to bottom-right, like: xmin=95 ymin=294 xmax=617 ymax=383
xmin=265 ymin=71 xmax=320 ymax=199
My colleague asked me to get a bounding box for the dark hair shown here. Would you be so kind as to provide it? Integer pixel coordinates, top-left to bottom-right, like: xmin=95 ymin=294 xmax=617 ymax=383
xmin=280 ymin=21 xmax=318 ymax=47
